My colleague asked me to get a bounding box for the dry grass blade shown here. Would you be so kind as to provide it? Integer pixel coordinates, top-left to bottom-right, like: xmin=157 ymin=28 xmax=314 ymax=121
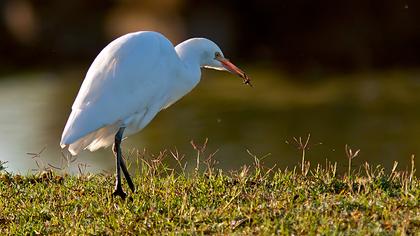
xmin=1 ymin=143 xmax=418 ymax=235
xmin=345 ymin=144 xmax=361 ymax=177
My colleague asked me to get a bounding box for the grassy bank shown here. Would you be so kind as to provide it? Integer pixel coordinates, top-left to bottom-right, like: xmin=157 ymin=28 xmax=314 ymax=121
xmin=0 ymin=153 xmax=418 ymax=235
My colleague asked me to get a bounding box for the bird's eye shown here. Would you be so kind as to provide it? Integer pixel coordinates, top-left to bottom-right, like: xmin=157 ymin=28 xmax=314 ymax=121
xmin=214 ymin=52 xmax=221 ymax=58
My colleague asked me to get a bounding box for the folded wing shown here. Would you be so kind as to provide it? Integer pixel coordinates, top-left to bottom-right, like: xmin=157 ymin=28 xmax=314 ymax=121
xmin=60 ymin=31 xmax=177 ymax=155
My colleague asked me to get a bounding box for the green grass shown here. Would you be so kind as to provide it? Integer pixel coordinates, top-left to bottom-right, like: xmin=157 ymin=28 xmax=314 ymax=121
xmin=0 ymin=151 xmax=418 ymax=235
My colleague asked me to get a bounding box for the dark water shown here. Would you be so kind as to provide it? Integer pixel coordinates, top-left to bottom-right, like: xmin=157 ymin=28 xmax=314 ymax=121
xmin=1 ymin=69 xmax=419 ymax=174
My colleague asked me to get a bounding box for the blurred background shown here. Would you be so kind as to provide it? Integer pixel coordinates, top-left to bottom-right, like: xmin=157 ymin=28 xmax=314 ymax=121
xmin=0 ymin=0 xmax=419 ymax=173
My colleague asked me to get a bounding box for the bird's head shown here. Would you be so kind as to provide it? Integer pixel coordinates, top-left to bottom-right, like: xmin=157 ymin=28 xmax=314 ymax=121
xmin=177 ymin=38 xmax=252 ymax=86
xmin=202 ymin=40 xmax=252 ymax=87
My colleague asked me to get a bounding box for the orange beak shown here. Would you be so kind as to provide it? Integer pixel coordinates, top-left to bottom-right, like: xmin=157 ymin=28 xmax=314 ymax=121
xmin=216 ymin=56 xmax=252 ymax=87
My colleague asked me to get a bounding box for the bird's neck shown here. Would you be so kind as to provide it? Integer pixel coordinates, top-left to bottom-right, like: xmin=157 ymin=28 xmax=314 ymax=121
xmin=175 ymin=40 xmax=205 ymax=70
xmin=174 ymin=42 xmax=202 ymax=89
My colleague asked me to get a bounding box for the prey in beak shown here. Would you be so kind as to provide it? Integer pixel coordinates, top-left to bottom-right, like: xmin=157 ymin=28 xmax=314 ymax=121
xmin=216 ymin=54 xmax=252 ymax=87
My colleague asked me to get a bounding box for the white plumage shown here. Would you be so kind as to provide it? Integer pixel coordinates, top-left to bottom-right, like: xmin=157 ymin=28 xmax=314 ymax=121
xmin=60 ymin=31 xmax=249 ymax=156
xmin=60 ymin=31 xmax=251 ymax=198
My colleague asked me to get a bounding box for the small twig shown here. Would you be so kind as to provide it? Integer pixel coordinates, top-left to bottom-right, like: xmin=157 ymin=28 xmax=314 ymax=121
xmin=231 ymin=218 xmax=249 ymax=230
xmin=220 ymin=190 xmax=242 ymax=212
xmin=204 ymin=149 xmax=219 ymax=177
xmin=78 ymin=163 xmax=90 ymax=175
xmin=388 ymin=161 xmax=399 ymax=181
xmin=0 ymin=160 xmax=7 ymax=172
xmin=26 ymin=146 xmax=47 ymax=159
xmin=409 ymin=154 xmax=415 ymax=184
xmin=191 ymin=138 xmax=208 ymax=173
xmin=345 ymin=144 xmax=360 ymax=177
xmin=288 ymin=134 xmax=314 ymax=175
xmin=169 ymin=148 xmax=186 ymax=174
xmin=27 ymin=147 xmax=48 ymax=172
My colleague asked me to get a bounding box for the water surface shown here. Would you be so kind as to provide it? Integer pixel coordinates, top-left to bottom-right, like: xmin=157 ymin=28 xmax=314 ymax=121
xmin=1 ymin=69 xmax=419 ymax=174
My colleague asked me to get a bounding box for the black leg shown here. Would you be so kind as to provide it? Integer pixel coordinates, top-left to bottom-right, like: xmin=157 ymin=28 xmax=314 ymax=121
xmin=120 ymin=155 xmax=135 ymax=193
xmin=112 ymin=127 xmax=127 ymax=199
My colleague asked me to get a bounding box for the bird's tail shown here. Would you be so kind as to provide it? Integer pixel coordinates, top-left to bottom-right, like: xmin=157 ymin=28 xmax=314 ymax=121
xmin=60 ymin=124 xmax=120 ymax=155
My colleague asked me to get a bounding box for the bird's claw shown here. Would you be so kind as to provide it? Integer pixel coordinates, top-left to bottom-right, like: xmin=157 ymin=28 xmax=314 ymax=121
xmin=112 ymin=188 xmax=127 ymax=200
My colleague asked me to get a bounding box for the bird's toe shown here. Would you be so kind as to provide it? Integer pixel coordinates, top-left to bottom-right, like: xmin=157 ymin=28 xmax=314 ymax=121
xmin=112 ymin=188 xmax=127 ymax=200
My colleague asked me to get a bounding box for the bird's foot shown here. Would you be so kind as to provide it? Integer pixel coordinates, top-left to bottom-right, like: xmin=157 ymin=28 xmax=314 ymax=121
xmin=112 ymin=187 xmax=127 ymax=200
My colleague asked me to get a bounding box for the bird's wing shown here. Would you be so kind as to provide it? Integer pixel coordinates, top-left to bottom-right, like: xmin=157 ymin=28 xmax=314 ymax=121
xmin=61 ymin=31 xmax=178 ymax=147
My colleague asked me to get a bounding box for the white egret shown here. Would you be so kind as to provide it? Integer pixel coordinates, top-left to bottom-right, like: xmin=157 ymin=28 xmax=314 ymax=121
xmin=60 ymin=31 xmax=251 ymax=199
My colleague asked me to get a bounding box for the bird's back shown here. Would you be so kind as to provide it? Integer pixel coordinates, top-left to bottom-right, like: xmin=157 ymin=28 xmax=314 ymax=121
xmin=61 ymin=31 xmax=181 ymax=155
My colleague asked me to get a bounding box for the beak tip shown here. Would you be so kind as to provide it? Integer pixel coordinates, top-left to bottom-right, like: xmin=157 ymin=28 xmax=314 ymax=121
xmin=242 ymin=74 xmax=253 ymax=87
xmin=220 ymin=57 xmax=252 ymax=87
